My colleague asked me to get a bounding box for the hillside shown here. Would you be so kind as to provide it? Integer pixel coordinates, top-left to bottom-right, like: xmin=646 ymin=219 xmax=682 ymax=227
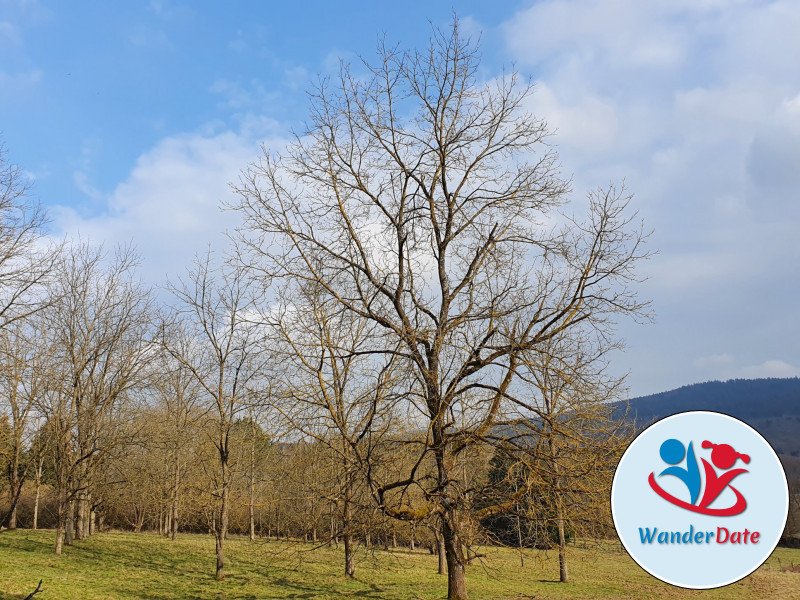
xmin=619 ymin=377 xmax=800 ymax=457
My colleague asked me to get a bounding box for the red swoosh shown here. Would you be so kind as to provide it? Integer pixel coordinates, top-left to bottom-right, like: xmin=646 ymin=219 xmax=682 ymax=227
xmin=648 ymin=472 xmax=747 ymax=516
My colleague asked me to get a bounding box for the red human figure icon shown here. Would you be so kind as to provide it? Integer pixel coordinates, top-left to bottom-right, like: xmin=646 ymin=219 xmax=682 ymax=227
xmin=698 ymin=441 xmax=750 ymax=510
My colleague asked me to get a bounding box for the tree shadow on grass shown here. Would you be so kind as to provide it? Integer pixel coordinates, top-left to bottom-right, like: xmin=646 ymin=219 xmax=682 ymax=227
xmin=1 ymin=533 xmax=411 ymax=600
xmin=257 ymin=577 xmax=393 ymax=600
xmin=0 ymin=583 xmax=42 ymax=600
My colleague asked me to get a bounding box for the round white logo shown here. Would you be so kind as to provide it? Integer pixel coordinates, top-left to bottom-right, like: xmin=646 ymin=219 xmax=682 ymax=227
xmin=611 ymin=411 xmax=789 ymax=589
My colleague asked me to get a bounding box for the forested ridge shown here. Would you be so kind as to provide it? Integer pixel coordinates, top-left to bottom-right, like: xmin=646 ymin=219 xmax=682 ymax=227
xmin=624 ymin=377 xmax=800 ymax=420
xmin=619 ymin=377 xmax=800 ymax=456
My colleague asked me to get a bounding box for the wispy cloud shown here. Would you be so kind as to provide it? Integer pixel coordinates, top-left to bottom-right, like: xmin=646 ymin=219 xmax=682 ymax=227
xmin=0 ymin=20 xmax=21 ymax=46
xmin=73 ymin=171 xmax=103 ymax=202
xmin=0 ymin=68 xmax=42 ymax=92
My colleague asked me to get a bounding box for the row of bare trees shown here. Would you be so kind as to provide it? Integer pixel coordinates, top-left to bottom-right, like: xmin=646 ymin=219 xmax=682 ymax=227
xmin=1 ymin=19 xmax=649 ymax=600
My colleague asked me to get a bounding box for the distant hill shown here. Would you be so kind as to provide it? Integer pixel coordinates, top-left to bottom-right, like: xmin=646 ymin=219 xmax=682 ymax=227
xmin=617 ymin=377 xmax=800 ymax=457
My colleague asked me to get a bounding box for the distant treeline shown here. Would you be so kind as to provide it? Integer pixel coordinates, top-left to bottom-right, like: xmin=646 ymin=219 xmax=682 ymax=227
xmin=615 ymin=377 xmax=800 ymax=423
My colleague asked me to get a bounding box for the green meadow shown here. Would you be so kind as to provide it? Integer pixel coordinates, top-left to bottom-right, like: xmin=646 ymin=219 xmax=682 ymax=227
xmin=1 ymin=530 xmax=799 ymax=599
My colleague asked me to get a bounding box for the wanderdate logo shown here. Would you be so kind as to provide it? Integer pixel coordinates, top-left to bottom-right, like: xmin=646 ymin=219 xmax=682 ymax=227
xmin=648 ymin=438 xmax=750 ymax=516
xmin=611 ymin=411 xmax=789 ymax=589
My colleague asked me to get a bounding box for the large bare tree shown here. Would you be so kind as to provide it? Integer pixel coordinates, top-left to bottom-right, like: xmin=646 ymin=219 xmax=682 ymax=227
xmin=232 ymin=20 xmax=648 ymax=599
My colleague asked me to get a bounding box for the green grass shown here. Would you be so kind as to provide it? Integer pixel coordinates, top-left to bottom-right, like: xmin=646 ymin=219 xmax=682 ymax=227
xmin=1 ymin=530 xmax=799 ymax=599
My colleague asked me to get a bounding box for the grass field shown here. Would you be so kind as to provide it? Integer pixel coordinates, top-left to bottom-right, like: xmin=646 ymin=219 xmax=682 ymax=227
xmin=1 ymin=530 xmax=799 ymax=599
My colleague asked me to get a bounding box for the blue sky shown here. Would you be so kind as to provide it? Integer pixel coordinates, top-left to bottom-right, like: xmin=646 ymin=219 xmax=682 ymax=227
xmin=2 ymin=0 xmax=799 ymax=396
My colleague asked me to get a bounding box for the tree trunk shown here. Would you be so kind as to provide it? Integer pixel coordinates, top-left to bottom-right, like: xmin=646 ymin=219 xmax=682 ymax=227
xmin=215 ymin=531 xmax=225 ymax=580
xmin=557 ymin=510 xmax=568 ymax=583
xmin=433 ymin=430 xmax=468 ymax=600
xmin=249 ymin=432 xmax=256 ymax=542
xmin=436 ymin=530 xmax=447 ymax=575
xmin=33 ymin=486 xmax=40 ymax=530
xmin=86 ymin=491 xmax=94 ymax=536
xmin=344 ymin=533 xmax=355 ymax=578
xmin=343 ymin=464 xmax=355 ymax=577
xmin=249 ymin=486 xmax=255 ymax=542
xmin=171 ymin=460 xmax=180 ymax=540
xmin=548 ymin=429 xmax=568 ymax=583
xmin=65 ymin=500 xmax=75 ymax=546
xmin=55 ymin=523 xmax=64 ymax=555
xmin=442 ymin=513 xmax=468 ymax=600
xmin=32 ymin=457 xmax=44 ymax=530
xmin=171 ymin=501 xmax=179 ymax=540
xmin=75 ymin=483 xmax=87 ymax=540
xmin=134 ymin=508 xmax=144 ymax=533
xmin=215 ymin=465 xmax=230 ymax=580
xmin=7 ymin=452 xmax=19 ymax=530
xmin=55 ymin=488 xmax=66 ymax=555
xmin=6 ymin=502 xmax=17 ymax=530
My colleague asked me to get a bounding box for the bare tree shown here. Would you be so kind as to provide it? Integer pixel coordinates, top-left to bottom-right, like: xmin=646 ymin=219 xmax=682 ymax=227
xmin=0 ymin=318 xmax=54 ymax=529
xmin=38 ymin=242 xmax=153 ymax=553
xmin=0 ymin=140 xmax=59 ymax=329
xmin=267 ymin=280 xmax=399 ymax=576
xmin=478 ymin=337 xmax=631 ymax=582
xmin=163 ymin=251 xmax=267 ymax=580
xmin=232 ymin=19 xmax=648 ymax=600
xmin=151 ymin=328 xmax=203 ymax=541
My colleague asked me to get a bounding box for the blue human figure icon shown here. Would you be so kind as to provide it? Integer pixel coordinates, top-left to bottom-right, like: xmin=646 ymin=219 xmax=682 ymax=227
xmin=658 ymin=439 xmax=701 ymax=505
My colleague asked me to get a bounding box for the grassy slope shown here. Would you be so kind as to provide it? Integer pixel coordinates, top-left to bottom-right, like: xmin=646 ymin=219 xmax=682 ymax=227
xmin=1 ymin=531 xmax=799 ymax=600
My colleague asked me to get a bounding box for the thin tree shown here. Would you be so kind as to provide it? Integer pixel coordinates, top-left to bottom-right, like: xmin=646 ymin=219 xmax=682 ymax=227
xmin=0 ymin=317 xmax=55 ymax=529
xmin=479 ymin=337 xmax=631 ymax=582
xmin=232 ymin=19 xmax=648 ymax=600
xmin=151 ymin=329 xmax=202 ymax=541
xmin=163 ymin=251 xmax=267 ymax=580
xmin=267 ymin=281 xmax=399 ymax=577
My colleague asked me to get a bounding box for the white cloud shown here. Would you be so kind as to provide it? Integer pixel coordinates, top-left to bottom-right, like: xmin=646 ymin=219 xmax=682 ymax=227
xmin=504 ymin=0 xmax=688 ymax=71
xmin=52 ymin=125 xmax=288 ymax=286
xmin=736 ymin=360 xmax=800 ymax=379
xmin=693 ymin=353 xmax=734 ymax=369
xmin=503 ymin=0 xmax=800 ymax=395
xmin=523 ymin=81 xmax=618 ymax=154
